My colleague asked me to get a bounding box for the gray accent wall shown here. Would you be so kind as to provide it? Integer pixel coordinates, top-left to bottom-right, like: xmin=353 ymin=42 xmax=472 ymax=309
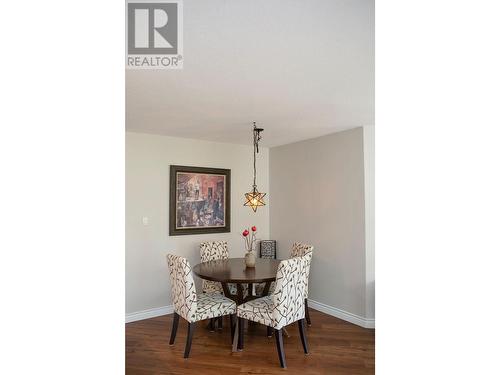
xmin=270 ymin=127 xmax=374 ymax=319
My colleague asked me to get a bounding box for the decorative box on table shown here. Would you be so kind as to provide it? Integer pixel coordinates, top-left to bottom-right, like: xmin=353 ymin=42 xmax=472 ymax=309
xmin=259 ymin=240 xmax=277 ymax=259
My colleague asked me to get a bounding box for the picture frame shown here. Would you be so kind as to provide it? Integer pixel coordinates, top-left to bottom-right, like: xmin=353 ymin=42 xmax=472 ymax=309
xmin=259 ymin=240 xmax=277 ymax=259
xmin=169 ymin=165 xmax=231 ymax=236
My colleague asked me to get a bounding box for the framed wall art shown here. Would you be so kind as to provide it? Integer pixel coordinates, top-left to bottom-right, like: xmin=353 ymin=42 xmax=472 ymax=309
xmin=169 ymin=165 xmax=231 ymax=236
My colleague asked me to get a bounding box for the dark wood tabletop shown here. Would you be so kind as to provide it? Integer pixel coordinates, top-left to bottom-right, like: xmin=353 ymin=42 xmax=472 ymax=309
xmin=193 ymin=258 xmax=281 ymax=305
xmin=193 ymin=257 xmax=281 ymax=284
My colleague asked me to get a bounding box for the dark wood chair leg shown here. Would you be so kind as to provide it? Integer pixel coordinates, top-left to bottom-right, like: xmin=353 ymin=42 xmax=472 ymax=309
xmin=267 ymin=326 xmax=273 ymax=337
xmin=237 ymin=284 xmax=244 ymax=305
xmin=209 ymin=318 xmax=215 ymax=332
xmin=230 ymin=314 xmax=236 ymax=343
xmin=274 ymin=328 xmax=286 ymax=368
xmin=169 ymin=312 xmax=179 ymax=345
xmin=238 ymin=317 xmax=244 ymax=350
xmin=298 ymin=318 xmax=309 ymax=354
xmin=217 ymin=316 xmax=223 ymax=330
xmin=262 ymin=281 xmax=271 ymax=296
xmin=305 ymin=298 xmax=311 ymax=325
xmin=184 ymin=322 xmax=195 ymax=358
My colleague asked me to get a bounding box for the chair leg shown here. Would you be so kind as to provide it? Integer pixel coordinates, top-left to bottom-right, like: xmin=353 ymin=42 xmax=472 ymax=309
xmin=298 ymin=318 xmax=309 ymax=354
xmin=283 ymin=327 xmax=290 ymax=338
xmin=267 ymin=326 xmax=273 ymax=337
xmin=238 ymin=317 xmax=244 ymax=350
xmin=305 ymin=298 xmax=311 ymax=325
xmin=169 ymin=312 xmax=180 ymax=345
xmin=184 ymin=322 xmax=195 ymax=358
xmin=274 ymin=328 xmax=286 ymax=368
xmin=217 ymin=316 xmax=223 ymax=330
xmin=209 ymin=318 xmax=215 ymax=332
xmin=230 ymin=314 xmax=236 ymax=343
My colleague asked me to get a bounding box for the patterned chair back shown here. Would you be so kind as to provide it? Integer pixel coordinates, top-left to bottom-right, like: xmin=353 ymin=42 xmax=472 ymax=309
xmin=290 ymin=242 xmax=314 ymax=257
xmin=290 ymin=242 xmax=313 ymax=298
xmin=200 ymin=241 xmax=228 ymax=293
xmin=200 ymin=241 xmax=229 ymax=261
xmin=271 ymin=252 xmax=312 ymax=329
xmin=166 ymin=254 xmax=198 ymax=322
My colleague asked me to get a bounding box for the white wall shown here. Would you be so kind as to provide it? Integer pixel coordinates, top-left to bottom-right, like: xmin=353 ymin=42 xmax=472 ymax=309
xmin=126 ymin=132 xmax=269 ymax=315
xmin=270 ymin=127 xmax=373 ymax=323
xmin=126 ymin=129 xmax=374 ymax=327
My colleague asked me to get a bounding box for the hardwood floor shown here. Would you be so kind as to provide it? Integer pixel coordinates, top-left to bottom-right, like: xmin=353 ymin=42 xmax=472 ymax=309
xmin=126 ymin=308 xmax=375 ymax=374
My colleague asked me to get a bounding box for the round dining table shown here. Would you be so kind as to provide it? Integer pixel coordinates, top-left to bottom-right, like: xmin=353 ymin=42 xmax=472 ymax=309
xmin=193 ymin=257 xmax=281 ymax=352
xmin=192 ymin=257 xmax=281 ymax=305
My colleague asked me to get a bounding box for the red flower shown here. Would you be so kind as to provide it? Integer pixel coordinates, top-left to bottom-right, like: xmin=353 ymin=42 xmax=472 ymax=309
xmin=251 ymin=226 xmax=257 ymax=232
xmin=242 ymin=230 xmax=249 ymax=237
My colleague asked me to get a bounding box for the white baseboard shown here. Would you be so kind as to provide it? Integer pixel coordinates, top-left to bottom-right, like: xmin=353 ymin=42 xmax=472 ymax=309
xmin=126 ymin=301 xmax=375 ymax=329
xmin=308 ymin=299 xmax=375 ymax=329
xmin=126 ymin=305 xmax=174 ymax=323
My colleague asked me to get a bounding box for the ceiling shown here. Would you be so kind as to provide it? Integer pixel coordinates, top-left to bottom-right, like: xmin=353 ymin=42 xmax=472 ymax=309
xmin=126 ymin=0 xmax=374 ymax=148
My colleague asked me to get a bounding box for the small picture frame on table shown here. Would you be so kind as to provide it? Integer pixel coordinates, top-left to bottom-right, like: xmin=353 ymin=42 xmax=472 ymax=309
xmin=259 ymin=240 xmax=277 ymax=259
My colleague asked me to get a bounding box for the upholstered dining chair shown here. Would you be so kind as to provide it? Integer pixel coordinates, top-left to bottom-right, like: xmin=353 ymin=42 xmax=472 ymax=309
xmin=200 ymin=241 xmax=231 ymax=330
xmin=200 ymin=241 xmax=232 ymax=294
xmin=255 ymin=242 xmax=314 ymax=325
xmin=236 ymin=253 xmax=312 ymax=368
xmin=290 ymin=242 xmax=314 ymax=325
xmin=166 ymin=254 xmax=237 ymax=358
xmin=200 ymin=241 xmax=248 ymax=310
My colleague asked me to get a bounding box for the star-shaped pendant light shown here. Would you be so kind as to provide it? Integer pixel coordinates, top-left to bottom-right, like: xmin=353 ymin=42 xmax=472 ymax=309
xmin=244 ymin=122 xmax=266 ymax=212
xmin=244 ymin=187 xmax=266 ymax=212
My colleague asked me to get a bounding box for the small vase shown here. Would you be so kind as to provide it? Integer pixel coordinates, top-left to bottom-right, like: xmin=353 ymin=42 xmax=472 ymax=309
xmin=245 ymin=250 xmax=256 ymax=268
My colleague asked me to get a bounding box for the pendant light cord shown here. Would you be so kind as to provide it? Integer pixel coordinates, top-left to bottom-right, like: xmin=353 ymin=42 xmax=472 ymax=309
xmin=253 ymin=125 xmax=257 ymax=190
